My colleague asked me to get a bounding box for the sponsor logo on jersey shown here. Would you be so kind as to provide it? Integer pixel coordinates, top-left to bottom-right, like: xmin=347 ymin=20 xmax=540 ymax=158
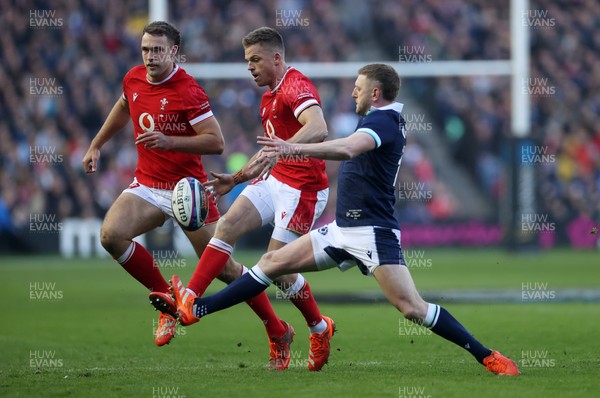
xmin=345 ymin=209 xmax=362 ymax=220
xmin=133 ymin=92 xmax=138 ymax=101
xmin=139 ymin=112 xmax=155 ymax=132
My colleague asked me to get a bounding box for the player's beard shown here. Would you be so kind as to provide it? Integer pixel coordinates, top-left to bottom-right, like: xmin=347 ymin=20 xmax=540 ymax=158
xmin=356 ymin=98 xmax=370 ymax=116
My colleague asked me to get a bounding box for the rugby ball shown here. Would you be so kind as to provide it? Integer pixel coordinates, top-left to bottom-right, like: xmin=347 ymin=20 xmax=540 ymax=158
xmin=171 ymin=177 xmax=209 ymax=231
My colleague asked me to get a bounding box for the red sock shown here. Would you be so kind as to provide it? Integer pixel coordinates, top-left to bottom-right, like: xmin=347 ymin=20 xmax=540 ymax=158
xmin=289 ymin=279 xmax=322 ymax=327
xmin=245 ymin=291 xmax=287 ymax=337
xmin=116 ymin=241 xmax=170 ymax=292
xmin=187 ymin=238 xmax=233 ymax=296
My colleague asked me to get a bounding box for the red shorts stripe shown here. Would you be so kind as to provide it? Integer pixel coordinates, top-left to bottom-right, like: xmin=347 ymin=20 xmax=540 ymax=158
xmin=287 ymin=190 xmax=318 ymax=235
xmin=204 ymin=197 xmax=220 ymax=224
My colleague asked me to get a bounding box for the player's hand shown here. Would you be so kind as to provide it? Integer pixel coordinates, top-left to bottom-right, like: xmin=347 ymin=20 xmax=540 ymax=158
xmin=249 ymin=148 xmax=278 ymax=180
xmin=257 ymin=135 xmax=291 ymax=157
xmin=257 ymin=135 xmax=300 ymax=179
xmin=135 ymin=131 xmax=172 ymax=150
xmin=205 ymin=172 xmax=235 ymax=199
xmin=82 ymin=147 xmax=100 ymax=173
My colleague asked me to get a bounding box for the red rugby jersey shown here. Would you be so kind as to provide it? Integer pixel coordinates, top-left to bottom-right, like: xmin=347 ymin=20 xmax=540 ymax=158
xmin=122 ymin=65 xmax=213 ymax=190
xmin=260 ymin=67 xmax=328 ymax=191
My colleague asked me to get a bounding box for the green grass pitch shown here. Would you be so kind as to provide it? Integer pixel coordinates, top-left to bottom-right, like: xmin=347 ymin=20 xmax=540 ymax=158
xmin=1 ymin=249 xmax=599 ymax=397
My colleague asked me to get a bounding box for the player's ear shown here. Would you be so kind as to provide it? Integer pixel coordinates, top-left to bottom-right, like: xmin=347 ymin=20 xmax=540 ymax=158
xmin=170 ymin=45 xmax=179 ymax=55
xmin=372 ymin=86 xmax=380 ymax=101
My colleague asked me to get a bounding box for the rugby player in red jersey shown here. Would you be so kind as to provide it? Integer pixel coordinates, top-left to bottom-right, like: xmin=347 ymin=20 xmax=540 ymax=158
xmin=151 ymin=27 xmax=335 ymax=371
xmin=83 ymin=23 xmax=296 ymax=363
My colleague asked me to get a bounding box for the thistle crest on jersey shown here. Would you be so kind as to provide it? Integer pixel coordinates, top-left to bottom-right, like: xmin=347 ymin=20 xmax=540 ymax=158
xmin=171 ymin=177 xmax=208 ymax=231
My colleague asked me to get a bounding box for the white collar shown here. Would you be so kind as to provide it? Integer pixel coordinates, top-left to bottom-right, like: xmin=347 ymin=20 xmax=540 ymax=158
xmin=147 ymin=64 xmax=179 ymax=85
xmin=369 ymin=102 xmax=404 ymax=113
xmin=271 ymin=67 xmax=295 ymax=93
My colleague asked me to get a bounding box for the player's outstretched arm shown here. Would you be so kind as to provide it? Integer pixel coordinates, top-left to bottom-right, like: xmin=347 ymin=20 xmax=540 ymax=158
xmin=231 ymin=107 xmax=328 ymax=180
xmin=83 ymin=97 xmax=130 ymax=173
xmin=258 ymin=132 xmax=376 ymax=162
xmin=286 ymin=105 xmax=328 ymax=144
xmin=205 ymin=148 xmax=271 ymax=198
xmin=205 ymin=107 xmax=329 ymax=196
xmin=217 ymin=106 xmax=328 ymax=185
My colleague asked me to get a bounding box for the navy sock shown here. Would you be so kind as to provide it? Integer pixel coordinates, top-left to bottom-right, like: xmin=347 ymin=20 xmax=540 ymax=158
xmin=193 ymin=272 xmax=268 ymax=318
xmin=429 ymin=306 xmax=492 ymax=364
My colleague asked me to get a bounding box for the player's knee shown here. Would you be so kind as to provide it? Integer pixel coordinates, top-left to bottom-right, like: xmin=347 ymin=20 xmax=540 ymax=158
xmin=213 ymin=216 xmax=239 ymax=242
xmin=99 ymin=225 xmax=127 ymax=256
xmin=258 ymin=251 xmax=288 ymax=279
xmin=259 ymin=250 xmax=274 ymax=267
xmin=99 ymin=225 xmax=117 ymax=254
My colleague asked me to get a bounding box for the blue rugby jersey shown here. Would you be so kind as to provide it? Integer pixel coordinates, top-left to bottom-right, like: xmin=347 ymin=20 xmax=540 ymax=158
xmin=336 ymin=102 xmax=406 ymax=229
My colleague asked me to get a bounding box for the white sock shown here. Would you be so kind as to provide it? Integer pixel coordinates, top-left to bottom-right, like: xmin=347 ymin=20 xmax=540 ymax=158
xmin=309 ymin=319 xmax=327 ymax=334
xmin=249 ymin=265 xmax=273 ymax=286
xmin=208 ymin=237 xmax=234 ymax=255
xmin=116 ymin=241 xmax=135 ymax=264
xmin=423 ymin=303 xmax=440 ymax=328
xmin=279 ymin=274 xmax=305 ymax=299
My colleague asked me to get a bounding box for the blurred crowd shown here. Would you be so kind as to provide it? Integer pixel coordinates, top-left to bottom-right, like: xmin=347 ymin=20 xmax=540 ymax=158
xmin=421 ymin=0 xmax=600 ymax=246
xmin=374 ymin=0 xmax=600 ymax=244
xmin=0 ymin=0 xmax=597 ymax=248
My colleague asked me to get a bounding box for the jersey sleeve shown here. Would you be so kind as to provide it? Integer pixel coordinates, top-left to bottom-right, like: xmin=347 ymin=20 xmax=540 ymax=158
xmin=183 ymin=82 xmax=214 ymax=126
xmin=287 ymin=75 xmax=321 ymax=119
xmin=355 ymin=112 xmax=398 ymax=148
xmin=121 ymin=69 xmax=132 ymax=102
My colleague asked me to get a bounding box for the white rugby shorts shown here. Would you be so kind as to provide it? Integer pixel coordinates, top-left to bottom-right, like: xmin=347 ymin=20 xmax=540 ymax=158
xmin=122 ymin=178 xmax=219 ymax=225
xmin=240 ymin=175 xmax=328 ymax=243
xmin=309 ymin=220 xmax=406 ymax=275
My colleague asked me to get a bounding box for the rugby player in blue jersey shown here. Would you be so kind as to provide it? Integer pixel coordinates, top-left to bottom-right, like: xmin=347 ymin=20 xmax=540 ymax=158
xmin=161 ymin=64 xmax=519 ymax=375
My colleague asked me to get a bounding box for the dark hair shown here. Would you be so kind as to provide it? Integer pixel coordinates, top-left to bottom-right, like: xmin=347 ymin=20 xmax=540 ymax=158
xmin=242 ymin=27 xmax=284 ymax=56
xmin=143 ymin=21 xmax=181 ymax=47
xmin=358 ymin=64 xmax=400 ymax=101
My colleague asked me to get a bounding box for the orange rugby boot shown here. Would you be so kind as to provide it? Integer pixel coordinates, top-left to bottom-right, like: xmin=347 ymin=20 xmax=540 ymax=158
xmin=267 ymin=322 xmax=295 ymax=371
xmin=308 ymin=316 xmax=336 ymax=371
xmin=148 ymin=291 xmax=177 ymax=318
xmin=170 ymin=274 xmax=200 ymax=326
xmin=483 ymin=350 xmax=521 ymax=376
xmin=154 ymin=312 xmax=177 ymax=346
